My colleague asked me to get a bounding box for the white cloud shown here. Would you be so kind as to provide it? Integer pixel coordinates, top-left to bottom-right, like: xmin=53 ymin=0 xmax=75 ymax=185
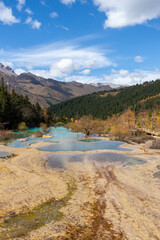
xmin=27 ymin=68 xmax=160 ymax=85
xmin=31 ymin=58 xmax=80 ymax=78
xmin=54 ymin=58 xmax=79 ymax=73
xmin=15 ymin=68 xmax=25 ymax=75
xmin=134 ymin=56 xmax=144 ymax=63
xmin=80 ymin=69 xmax=91 ymax=75
xmin=119 ymin=69 xmax=129 ymax=75
xmin=25 ymin=17 xmax=41 ymax=29
xmin=25 ymin=8 xmax=33 ymax=15
xmin=2 ymin=38 xmax=113 ymax=79
xmin=104 ymin=69 xmax=160 ymax=85
xmin=0 ymin=2 xmax=19 ymax=25
xmin=93 ymin=0 xmax=160 ymax=28
xmin=60 ymin=0 xmax=76 ymax=5
xmin=50 ymin=11 xmax=58 ymax=18
xmin=59 ymin=0 xmax=87 ymax=5
xmin=32 ymin=20 xmax=41 ymax=29
xmin=17 ymin=0 xmax=25 ymax=11
xmin=57 ymin=25 xmax=69 ymax=31
xmin=89 ymin=12 xmax=95 ymax=17
xmin=111 ymin=69 xmax=117 ymax=73
xmin=40 ymin=1 xmax=45 ymax=6
xmin=25 ymin=16 xmax=32 ymax=24
xmin=0 ymin=60 xmax=13 ymax=68
xmin=64 ymin=75 xmax=102 ymax=84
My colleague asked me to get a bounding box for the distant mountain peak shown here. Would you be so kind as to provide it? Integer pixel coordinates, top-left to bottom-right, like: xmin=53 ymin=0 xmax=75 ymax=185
xmin=0 ymin=64 xmax=113 ymax=108
xmin=0 ymin=63 xmax=16 ymax=76
xmin=90 ymin=82 xmax=123 ymax=89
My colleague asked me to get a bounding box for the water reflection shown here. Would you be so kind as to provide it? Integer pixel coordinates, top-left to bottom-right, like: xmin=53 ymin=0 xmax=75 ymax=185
xmin=47 ymin=152 xmax=146 ymax=169
xmin=38 ymin=139 xmax=127 ymax=152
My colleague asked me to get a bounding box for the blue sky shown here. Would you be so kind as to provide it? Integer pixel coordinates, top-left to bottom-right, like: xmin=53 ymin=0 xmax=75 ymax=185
xmin=0 ymin=0 xmax=160 ymax=85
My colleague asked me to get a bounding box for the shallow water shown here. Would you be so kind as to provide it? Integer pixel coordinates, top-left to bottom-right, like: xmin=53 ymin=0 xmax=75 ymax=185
xmin=13 ymin=128 xmax=41 ymax=139
xmin=7 ymin=127 xmax=84 ymax=148
xmin=47 ymin=152 xmax=146 ymax=169
xmin=8 ymin=127 xmax=129 ymax=152
xmin=38 ymin=140 xmax=127 ymax=152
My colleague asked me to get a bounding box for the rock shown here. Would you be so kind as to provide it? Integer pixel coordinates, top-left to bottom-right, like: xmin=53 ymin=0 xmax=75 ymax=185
xmin=3 ymin=211 xmax=16 ymax=223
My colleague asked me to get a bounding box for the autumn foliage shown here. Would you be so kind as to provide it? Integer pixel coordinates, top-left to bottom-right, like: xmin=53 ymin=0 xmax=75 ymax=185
xmin=68 ymin=115 xmax=106 ymax=137
xmin=68 ymin=107 xmax=160 ymax=142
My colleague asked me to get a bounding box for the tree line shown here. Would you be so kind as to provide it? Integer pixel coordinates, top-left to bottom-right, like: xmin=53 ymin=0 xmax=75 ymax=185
xmin=48 ymin=79 xmax=160 ymax=121
xmin=0 ymin=78 xmax=43 ymax=129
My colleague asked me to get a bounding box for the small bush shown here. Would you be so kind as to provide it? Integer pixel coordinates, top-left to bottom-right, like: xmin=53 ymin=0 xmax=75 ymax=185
xmin=133 ymin=129 xmax=146 ymax=137
xmin=56 ymin=122 xmax=65 ymax=126
xmin=0 ymin=130 xmax=15 ymax=141
xmin=110 ymin=126 xmax=131 ymax=141
xmin=150 ymin=138 xmax=160 ymax=149
xmin=18 ymin=122 xmax=28 ymax=131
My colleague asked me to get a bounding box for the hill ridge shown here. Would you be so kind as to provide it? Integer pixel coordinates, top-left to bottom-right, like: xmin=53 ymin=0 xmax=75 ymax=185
xmin=0 ymin=64 xmax=113 ymax=108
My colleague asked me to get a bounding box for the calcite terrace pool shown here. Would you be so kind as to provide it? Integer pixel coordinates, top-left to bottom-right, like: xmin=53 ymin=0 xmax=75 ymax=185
xmin=0 ymin=126 xmax=160 ymax=239
xmin=8 ymin=126 xmax=129 ymax=151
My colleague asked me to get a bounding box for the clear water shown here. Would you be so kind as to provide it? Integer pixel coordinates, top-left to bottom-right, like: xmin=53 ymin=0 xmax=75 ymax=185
xmin=8 ymin=127 xmax=128 ymax=152
xmin=47 ymin=152 xmax=146 ymax=169
xmin=38 ymin=140 xmax=127 ymax=152
xmin=13 ymin=128 xmax=41 ymax=139
xmin=7 ymin=127 xmax=71 ymax=148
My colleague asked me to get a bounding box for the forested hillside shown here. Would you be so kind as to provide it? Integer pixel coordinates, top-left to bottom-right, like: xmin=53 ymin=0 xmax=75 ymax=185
xmin=0 ymin=63 xmax=112 ymax=108
xmin=0 ymin=78 xmax=43 ymax=129
xmin=48 ymin=80 xmax=160 ymax=120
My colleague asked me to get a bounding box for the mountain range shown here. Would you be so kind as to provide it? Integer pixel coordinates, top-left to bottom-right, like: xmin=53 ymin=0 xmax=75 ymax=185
xmin=0 ymin=63 xmax=113 ymax=108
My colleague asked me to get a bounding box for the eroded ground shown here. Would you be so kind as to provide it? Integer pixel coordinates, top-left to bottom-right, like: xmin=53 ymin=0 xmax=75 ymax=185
xmin=0 ymin=141 xmax=160 ymax=240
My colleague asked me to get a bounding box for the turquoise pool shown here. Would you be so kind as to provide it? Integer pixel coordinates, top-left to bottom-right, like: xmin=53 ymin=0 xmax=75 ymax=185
xmin=7 ymin=127 xmax=84 ymax=148
xmin=8 ymin=127 xmax=130 ymax=152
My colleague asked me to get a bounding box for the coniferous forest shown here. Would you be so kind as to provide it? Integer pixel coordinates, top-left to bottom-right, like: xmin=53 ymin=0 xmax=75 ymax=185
xmin=48 ymin=79 xmax=160 ymax=120
xmin=0 ymin=78 xmax=43 ymax=129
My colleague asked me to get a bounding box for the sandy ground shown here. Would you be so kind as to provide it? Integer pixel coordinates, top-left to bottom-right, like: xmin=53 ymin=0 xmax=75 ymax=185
xmin=0 ymin=140 xmax=160 ymax=239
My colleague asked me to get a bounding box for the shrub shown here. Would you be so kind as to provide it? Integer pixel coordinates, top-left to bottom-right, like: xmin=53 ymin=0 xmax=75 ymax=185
xmin=18 ymin=122 xmax=28 ymax=131
xmin=56 ymin=122 xmax=65 ymax=126
xmin=110 ymin=126 xmax=131 ymax=141
xmin=0 ymin=130 xmax=15 ymax=141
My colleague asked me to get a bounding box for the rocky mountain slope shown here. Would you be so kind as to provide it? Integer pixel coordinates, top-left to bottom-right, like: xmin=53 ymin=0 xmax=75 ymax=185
xmin=0 ymin=63 xmax=112 ymax=108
